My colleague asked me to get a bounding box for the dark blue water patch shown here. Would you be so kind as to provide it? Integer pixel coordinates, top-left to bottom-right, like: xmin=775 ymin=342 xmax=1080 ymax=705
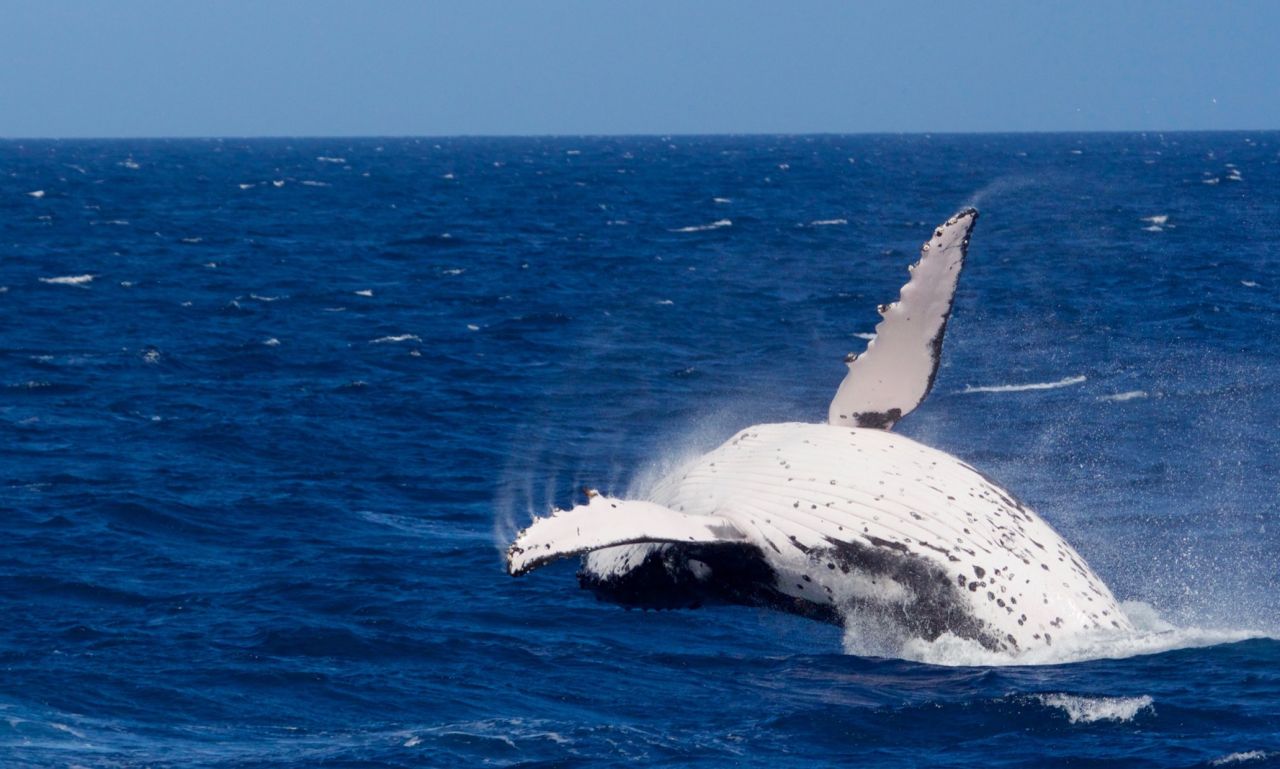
xmin=1 ymin=133 xmax=1278 ymax=767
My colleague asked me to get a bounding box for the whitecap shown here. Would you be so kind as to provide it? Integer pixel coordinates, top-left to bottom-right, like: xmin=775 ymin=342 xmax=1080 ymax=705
xmin=1099 ymin=390 xmax=1148 ymax=402
xmin=466 ymin=324 xmax=480 ymax=331
xmin=316 ymin=156 xmax=346 ymax=163
xmin=238 ymin=183 xmax=256 ymax=190
xmin=441 ymin=268 xmax=464 ymax=276
xmin=656 ymin=299 xmax=674 ymax=305
xmin=1241 ymin=280 xmax=1259 ymax=288
xmin=370 ymin=334 xmax=420 ymax=344
xmin=40 ymin=274 xmax=95 ymax=286
xmin=119 ymin=158 xmax=141 ymax=169
xmin=272 ymin=180 xmax=285 ymax=187
xmin=1203 ymin=177 xmax=1220 ymax=185
xmin=670 ymin=219 xmax=732 ymax=233
xmin=1212 ymin=751 xmax=1274 ymax=766
xmin=960 ymin=375 xmax=1086 ymax=394
xmin=300 ymin=180 xmax=330 ymax=187
xmin=142 ymin=350 xmax=160 ymax=364
xmin=355 ymin=289 xmax=374 ymax=297
xmin=442 ymin=172 xmax=456 ymax=180
xmin=808 ymin=218 xmax=848 ymax=227
xmin=26 ymin=190 xmax=45 ymax=198
xmin=263 ymin=338 xmax=280 ymax=347
xmin=250 ymin=294 xmax=285 ymax=302
xmin=1142 ymin=215 xmax=1169 ymax=225
xmin=180 ymin=237 xmax=203 ymax=244
xmin=713 ymin=197 xmax=732 ymax=204
xmin=1143 ymin=225 xmax=1163 ymax=232
xmin=1036 ymin=694 xmax=1153 ymax=724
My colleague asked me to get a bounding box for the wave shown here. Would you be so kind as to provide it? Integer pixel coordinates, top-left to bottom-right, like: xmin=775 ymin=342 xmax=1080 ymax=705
xmin=1035 ymin=694 xmax=1153 ymax=724
xmin=1099 ymin=390 xmax=1148 ymax=402
xmin=1213 ymin=752 xmax=1275 ymax=766
xmin=39 ymin=274 xmax=95 ymax=286
xmin=807 ymin=218 xmax=848 ymax=227
xmin=671 ymin=219 xmax=732 ymax=233
xmin=959 ymin=375 xmax=1086 ymax=394
xmin=369 ymin=334 xmax=420 ymax=344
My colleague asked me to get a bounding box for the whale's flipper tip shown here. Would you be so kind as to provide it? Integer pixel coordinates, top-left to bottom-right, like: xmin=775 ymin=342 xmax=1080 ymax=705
xmin=506 ymin=494 xmax=746 ymax=577
xmin=828 ymin=208 xmax=979 ymax=429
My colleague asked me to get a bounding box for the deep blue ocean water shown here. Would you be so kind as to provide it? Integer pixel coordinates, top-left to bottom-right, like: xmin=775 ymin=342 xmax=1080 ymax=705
xmin=2 ymin=134 xmax=1278 ymax=767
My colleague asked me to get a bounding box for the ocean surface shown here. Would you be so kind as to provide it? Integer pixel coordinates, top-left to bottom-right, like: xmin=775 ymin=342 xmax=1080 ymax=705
xmin=2 ymin=134 xmax=1278 ymax=767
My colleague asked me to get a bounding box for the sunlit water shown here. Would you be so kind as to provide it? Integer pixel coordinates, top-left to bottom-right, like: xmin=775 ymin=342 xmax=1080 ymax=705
xmin=2 ymin=134 xmax=1278 ymax=767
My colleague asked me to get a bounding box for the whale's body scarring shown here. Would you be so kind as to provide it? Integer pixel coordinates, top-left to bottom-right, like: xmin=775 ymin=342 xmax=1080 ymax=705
xmin=505 ymin=208 xmax=1133 ymax=654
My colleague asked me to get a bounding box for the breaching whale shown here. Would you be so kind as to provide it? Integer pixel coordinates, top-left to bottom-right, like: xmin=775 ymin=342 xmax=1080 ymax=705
xmin=506 ymin=208 xmax=1133 ymax=654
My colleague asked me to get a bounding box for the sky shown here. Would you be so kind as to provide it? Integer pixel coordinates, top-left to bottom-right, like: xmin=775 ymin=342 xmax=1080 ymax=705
xmin=1 ymin=0 xmax=1277 ymax=137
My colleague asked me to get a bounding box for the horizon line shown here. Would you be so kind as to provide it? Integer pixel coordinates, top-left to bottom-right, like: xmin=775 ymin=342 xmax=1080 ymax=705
xmin=1 ymin=127 xmax=1278 ymax=142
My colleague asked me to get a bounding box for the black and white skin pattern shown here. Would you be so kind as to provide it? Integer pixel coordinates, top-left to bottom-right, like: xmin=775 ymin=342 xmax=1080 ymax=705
xmin=506 ymin=208 xmax=1134 ymax=654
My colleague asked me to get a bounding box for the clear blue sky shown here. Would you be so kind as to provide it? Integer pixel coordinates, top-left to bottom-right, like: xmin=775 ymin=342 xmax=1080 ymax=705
xmin=2 ymin=0 xmax=1276 ymax=137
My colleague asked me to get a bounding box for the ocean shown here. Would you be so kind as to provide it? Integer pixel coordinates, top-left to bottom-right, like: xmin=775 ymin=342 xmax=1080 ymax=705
xmin=2 ymin=133 xmax=1277 ymax=767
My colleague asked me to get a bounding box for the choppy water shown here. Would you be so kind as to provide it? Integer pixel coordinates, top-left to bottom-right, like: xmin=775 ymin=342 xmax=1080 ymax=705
xmin=2 ymin=134 xmax=1278 ymax=767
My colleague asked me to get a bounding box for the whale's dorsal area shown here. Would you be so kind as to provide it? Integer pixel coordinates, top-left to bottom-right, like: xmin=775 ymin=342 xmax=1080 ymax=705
xmin=510 ymin=423 xmax=1132 ymax=653
xmin=829 ymin=208 xmax=977 ymax=430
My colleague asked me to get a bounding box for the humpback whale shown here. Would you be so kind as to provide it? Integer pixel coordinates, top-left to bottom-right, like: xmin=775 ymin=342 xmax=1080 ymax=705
xmin=506 ymin=208 xmax=1133 ymax=654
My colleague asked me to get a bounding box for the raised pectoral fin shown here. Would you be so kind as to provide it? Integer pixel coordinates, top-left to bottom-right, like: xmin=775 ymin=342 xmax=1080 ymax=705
xmin=506 ymin=493 xmax=746 ymax=576
xmin=829 ymin=208 xmax=978 ymax=429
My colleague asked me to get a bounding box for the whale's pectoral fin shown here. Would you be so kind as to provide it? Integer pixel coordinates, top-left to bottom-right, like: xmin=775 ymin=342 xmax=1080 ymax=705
xmin=828 ymin=208 xmax=978 ymax=430
xmin=506 ymin=493 xmax=747 ymax=577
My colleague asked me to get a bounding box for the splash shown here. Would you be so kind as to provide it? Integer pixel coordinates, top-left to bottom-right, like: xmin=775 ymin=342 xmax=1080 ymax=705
xmin=962 ymin=175 xmax=1040 ymax=209
xmin=841 ymin=600 xmax=1267 ymax=667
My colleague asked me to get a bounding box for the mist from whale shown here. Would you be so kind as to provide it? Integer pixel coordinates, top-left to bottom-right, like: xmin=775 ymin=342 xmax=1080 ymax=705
xmin=506 ymin=208 xmax=1138 ymax=658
